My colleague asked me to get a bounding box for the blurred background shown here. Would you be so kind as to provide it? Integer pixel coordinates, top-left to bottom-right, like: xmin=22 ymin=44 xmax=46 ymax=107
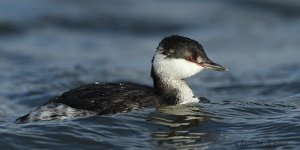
xmin=1 ymin=0 xmax=300 ymax=104
xmin=1 ymin=0 xmax=300 ymax=149
xmin=1 ymin=0 xmax=300 ymax=70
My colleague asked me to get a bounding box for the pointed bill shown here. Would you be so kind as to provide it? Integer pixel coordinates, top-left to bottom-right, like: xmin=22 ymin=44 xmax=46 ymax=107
xmin=200 ymin=61 xmax=228 ymax=71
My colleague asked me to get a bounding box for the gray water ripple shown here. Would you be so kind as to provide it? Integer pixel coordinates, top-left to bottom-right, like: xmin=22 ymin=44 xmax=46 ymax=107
xmin=1 ymin=64 xmax=300 ymax=149
xmin=1 ymin=0 xmax=300 ymax=149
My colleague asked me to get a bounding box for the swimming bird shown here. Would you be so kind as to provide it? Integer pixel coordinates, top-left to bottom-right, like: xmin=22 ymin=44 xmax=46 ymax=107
xmin=16 ymin=35 xmax=227 ymax=123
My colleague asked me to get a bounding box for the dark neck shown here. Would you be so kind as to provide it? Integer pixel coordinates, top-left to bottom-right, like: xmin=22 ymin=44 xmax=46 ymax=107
xmin=151 ymin=66 xmax=175 ymax=104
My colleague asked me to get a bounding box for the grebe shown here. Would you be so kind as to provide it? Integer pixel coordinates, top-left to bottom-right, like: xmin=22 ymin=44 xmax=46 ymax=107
xmin=16 ymin=35 xmax=227 ymax=123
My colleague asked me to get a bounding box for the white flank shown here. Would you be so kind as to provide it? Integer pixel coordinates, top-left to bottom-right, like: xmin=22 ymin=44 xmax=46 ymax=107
xmin=28 ymin=103 xmax=97 ymax=122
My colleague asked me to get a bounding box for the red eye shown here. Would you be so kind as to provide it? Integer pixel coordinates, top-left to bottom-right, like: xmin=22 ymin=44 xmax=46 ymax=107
xmin=186 ymin=56 xmax=194 ymax=62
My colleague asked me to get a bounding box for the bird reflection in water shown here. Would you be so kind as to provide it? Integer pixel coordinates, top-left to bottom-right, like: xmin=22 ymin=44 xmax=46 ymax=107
xmin=149 ymin=104 xmax=212 ymax=149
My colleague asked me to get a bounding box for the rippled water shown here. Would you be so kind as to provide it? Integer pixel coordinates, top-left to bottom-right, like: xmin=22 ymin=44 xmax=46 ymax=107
xmin=1 ymin=0 xmax=300 ymax=149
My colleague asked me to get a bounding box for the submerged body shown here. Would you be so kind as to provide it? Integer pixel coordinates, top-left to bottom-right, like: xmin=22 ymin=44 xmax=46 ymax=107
xmin=16 ymin=35 xmax=227 ymax=123
xmin=16 ymin=83 xmax=162 ymax=123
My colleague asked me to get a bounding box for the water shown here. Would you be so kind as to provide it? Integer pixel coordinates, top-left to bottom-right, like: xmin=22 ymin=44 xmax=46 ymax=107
xmin=1 ymin=0 xmax=300 ymax=149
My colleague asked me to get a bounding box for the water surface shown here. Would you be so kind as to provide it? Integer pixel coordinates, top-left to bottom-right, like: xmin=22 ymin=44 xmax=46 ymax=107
xmin=1 ymin=0 xmax=300 ymax=149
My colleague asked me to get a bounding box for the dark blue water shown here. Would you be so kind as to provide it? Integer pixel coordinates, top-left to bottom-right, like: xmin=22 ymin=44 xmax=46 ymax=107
xmin=1 ymin=0 xmax=300 ymax=149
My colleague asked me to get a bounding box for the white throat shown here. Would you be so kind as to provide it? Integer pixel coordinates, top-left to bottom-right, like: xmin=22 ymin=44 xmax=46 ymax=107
xmin=152 ymin=50 xmax=203 ymax=104
xmin=162 ymin=79 xmax=199 ymax=104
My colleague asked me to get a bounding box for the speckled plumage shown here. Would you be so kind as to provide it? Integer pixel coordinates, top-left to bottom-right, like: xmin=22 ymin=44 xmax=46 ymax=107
xmin=51 ymin=83 xmax=163 ymax=114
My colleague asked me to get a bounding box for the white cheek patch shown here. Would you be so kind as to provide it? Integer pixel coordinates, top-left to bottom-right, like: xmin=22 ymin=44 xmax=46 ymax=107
xmin=153 ymin=52 xmax=203 ymax=79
